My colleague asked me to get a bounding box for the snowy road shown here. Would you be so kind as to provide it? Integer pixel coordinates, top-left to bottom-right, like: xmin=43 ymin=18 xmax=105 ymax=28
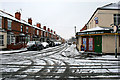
xmin=0 ymin=44 xmax=120 ymax=80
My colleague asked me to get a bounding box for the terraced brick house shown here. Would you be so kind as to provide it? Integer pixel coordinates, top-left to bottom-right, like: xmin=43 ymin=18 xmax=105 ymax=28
xmin=0 ymin=10 xmax=61 ymax=50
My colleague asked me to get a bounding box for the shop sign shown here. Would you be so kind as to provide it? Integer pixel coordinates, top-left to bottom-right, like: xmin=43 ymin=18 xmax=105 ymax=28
xmin=94 ymin=17 xmax=98 ymax=24
xmin=78 ymin=31 xmax=104 ymax=35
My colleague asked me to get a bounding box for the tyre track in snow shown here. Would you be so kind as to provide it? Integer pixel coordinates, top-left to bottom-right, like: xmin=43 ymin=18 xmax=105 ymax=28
xmin=2 ymin=59 xmax=34 ymax=80
xmin=19 ymin=59 xmax=49 ymax=79
xmin=17 ymin=44 xmax=67 ymax=79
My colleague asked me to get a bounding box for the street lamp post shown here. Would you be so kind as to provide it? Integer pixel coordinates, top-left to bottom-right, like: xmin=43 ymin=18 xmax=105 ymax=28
xmin=110 ymin=24 xmax=118 ymax=58
xmin=113 ymin=25 xmax=118 ymax=58
xmin=74 ymin=26 xmax=76 ymax=36
xmin=115 ymin=33 xmax=117 ymax=58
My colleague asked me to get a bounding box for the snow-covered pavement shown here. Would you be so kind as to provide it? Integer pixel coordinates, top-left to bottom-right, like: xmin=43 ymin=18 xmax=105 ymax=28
xmin=0 ymin=44 xmax=120 ymax=79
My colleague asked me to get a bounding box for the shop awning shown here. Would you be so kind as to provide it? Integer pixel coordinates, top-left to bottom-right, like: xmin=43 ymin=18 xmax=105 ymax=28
xmin=76 ymin=26 xmax=117 ymax=36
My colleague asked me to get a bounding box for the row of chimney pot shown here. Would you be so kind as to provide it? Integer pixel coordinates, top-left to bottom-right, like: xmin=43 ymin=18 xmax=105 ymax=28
xmin=15 ymin=12 xmax=56 ymax=34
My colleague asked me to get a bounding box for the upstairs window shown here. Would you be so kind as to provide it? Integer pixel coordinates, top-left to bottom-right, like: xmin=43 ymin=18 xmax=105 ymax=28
xmin=0 ymin=17 xmax=2 ymax=28
xmin=37 ymin=30 xmax=39 ymax=35
xmin=26 ymin=27 xmax=28 ymax=33
xmin=114 ymin=14 xmax=120 ymax=26
xmin=21 ymin=25 xmax=23 ymax=32
xmin=8 ymin=19 xmax=12 ymax=30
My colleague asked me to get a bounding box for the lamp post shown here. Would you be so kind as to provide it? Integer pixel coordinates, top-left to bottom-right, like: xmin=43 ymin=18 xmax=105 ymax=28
xmin=74 ymin=26 xmax=76 ymax=36
xmin=110 ymin=24 xmax=118 ymax=58
xmin=113 ymin=25 xmax=118 ymax=58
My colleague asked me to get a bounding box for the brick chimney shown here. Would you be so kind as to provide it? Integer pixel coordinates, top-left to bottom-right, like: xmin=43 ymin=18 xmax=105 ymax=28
xmin=37 ymin=23 xmax=41 ymax=28
xmin=43 ymin=26 xmax=46 ymax=30
xmin=15 ymin=12 xmax=21 ymax=20
xmin=48 ymin=28 xmax=50 ymax=32
xmin=51 ymin=30 xmax=53 ymax=33
xmin=28 ymin=18 xmax=32 ymax=25
xmin=54 ymin=31 xmax=56 ymax=34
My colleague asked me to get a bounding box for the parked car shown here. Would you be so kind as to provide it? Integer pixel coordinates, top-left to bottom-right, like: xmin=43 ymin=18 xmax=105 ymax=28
xmin=47 ymin=41 xmax=55 ymax=47
xmin=68 ymin=42 xmax=72 ymax=45
xmin=41 ymin=42 xmax=49 ymax=48
xmin=27 ymin=41 xmax=44 ymax=50
xmin=54 ymin=42 xmax=61 ymax=46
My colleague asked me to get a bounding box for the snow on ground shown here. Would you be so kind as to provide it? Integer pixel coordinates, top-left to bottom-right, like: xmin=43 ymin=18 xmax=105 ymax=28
xmin=34 ymin=59 xmax=46 ymax=65
xmin=0 ymin=48 xmax=27 ymax=54
xmin=8 ymin=60 xmax=32 ymax=65
xmin=61 ymin=44 xmax=79 ymax=57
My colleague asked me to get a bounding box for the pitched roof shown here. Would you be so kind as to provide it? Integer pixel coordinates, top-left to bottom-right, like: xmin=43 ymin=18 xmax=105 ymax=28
xmin=86 ymin=2 xmax=120 ymax=26
xmin=0 ymin=10 xmax=45 ymax=31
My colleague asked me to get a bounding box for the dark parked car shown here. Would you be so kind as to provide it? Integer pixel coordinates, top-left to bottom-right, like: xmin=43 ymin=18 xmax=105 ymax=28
xmin=47 ymin=40 xmax=55 ymax=47
xmin=68 ymin=42 xmax=72 ymax=45
xmin=27 ymin=41 xmax=44 ymax=50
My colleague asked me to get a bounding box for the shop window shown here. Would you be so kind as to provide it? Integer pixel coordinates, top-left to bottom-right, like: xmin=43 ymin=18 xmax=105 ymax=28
xmin=0 ymin=35 xmax=4 ymax=46
xmin=83 ymin=38 xmax=87 ymax=50
xmin=8 ymin=19 xmax=12 ymax=30
xmin=114 ymin=14 xmax=120 ymax=26
xmin=0 ymin=17 xmax=2 ymax=28
xmin=89 ymin=38 xmax=93 ymax=51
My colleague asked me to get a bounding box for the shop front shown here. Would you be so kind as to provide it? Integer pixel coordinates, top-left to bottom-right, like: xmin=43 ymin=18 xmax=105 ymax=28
xmin=76 ymin=26 xmax=120 ymax=54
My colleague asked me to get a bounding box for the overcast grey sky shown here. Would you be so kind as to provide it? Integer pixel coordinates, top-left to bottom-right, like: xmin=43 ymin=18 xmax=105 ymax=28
xmin=0 ymin=0 xmax=119 ymax=39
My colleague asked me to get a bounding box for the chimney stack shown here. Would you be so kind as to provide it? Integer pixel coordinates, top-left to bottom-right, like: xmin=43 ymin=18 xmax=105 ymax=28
xmin=15 ymin=12 xmax=21 ymax=20
xmin=43 ymin=26 xmax=46 ymax=30
xmin=48 ymin=28 xmax=50 ymax=32
xmin=37 ymin=23 xmax=41 ymax=28
xmin=51 ymin=30 xmax=53 ymax=33
xmin=54 ymin=31 xmax=56 ymax=34
xmin=28 ymin=18 xmax=32 ymax=25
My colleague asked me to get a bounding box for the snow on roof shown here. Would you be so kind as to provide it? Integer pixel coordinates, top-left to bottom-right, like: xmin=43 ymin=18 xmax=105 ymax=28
xmin=99 ymin=2 xmax=120 ymax=9
xmin=81 ymin=26 xmax=112 ymax=32
xmin=0 ymin=10 xmax=52 ymax=33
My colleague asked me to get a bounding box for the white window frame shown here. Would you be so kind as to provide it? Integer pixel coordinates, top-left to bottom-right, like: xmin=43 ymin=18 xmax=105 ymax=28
xmin=8 ymin=19 xmax=12 ymax=30
xmin=21 ymin=25 xmax=23 ymax=32
xmin=0 ymin=35 xmax=4 ymax=46
xmin=0 ymin=17 xmax=2 ymax=28
xmin=37 ymin=30 xmax=39 ymax=35
xmin=7 ymin=34 xmax=15 ymax=44
xmin=26 ymin=27 xmax=28 ymax=33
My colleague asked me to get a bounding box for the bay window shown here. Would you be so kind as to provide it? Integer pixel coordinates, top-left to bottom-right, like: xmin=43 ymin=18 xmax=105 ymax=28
xmin=0 ymin=35 xmax=4 ymax=46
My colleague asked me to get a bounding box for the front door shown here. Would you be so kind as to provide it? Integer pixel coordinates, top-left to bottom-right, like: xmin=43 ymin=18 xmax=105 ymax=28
xmin=94 ymin=36 xmax=102 ymax=53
